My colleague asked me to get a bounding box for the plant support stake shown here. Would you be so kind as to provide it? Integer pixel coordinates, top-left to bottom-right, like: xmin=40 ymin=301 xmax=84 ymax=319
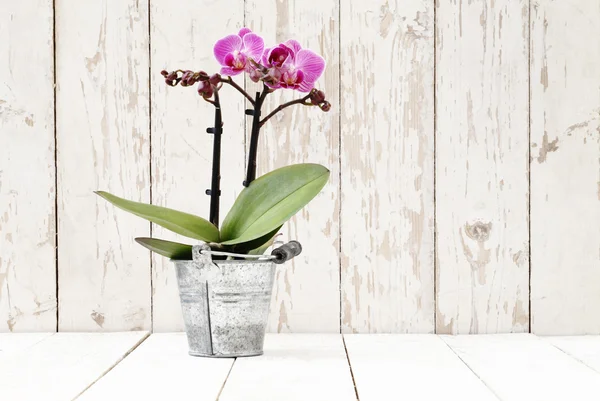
xmin=207 ymin=91 xmax=223 ymax=227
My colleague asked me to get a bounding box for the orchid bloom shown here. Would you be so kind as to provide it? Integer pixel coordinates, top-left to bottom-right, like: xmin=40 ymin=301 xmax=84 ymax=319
xmin=262 ymin=41 xmax=295 ymax=68
xmin=214 ymin=28 xmax=265 ymax=76
xmin=262 ymin=39 xmax=325 ymax=92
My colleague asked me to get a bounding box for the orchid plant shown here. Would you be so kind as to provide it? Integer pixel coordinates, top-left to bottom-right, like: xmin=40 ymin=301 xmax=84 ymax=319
xmin=96 ymin=29 xmax=331 ymax=260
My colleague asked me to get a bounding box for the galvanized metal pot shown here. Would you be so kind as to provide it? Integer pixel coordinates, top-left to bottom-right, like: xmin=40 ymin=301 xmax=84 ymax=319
xmin=172 ymin=244 xmax=276 ymax=358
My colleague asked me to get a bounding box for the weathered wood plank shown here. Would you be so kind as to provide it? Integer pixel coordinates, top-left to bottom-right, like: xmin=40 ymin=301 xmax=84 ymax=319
xmin=530 ymin=0 xmax=600 ymax=334
xmin=0 ymin=0 xmax=56 ymax=332
xmin=345 ymin=334 xmax=498 ymax=400
xmin=0 ymin=332 xmax=148 ymax=401
xmin=77 ymin=333 xmax=233 ymax=400
xmin=546 ymin=336 xmax=600 ymax=373
xmin=340 ymin=0 xmax=435 ymax=333
xmin=219 ymin=334 xmax=356 ymax=400
xmin=150 ymin=0 xmax=245 ymax=331
xmin=443 ymin=334 xmax=600 ymax=401
xmin=0 ymin=333 xmax=52 ymax=356
xmin=435 ymin=0 xmax=530 ymax=334
xmin=56 ymin=0 xmax=151 ymax=331
xmin=245 ymin=0 xmax=340 ymax=333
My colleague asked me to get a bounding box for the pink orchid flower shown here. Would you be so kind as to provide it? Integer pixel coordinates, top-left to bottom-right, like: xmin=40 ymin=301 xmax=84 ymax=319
xmin=262 ymin=40 xmax=297 ymax=68
xmin=262 ymin=40 xmax=325 ymax=92
xmin=214 ymin=28 xmax=264 ymax=76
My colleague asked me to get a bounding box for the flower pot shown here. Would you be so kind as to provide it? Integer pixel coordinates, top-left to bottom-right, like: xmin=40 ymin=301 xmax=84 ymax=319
xmin=172 ymin=244 xmax=276 ymax=357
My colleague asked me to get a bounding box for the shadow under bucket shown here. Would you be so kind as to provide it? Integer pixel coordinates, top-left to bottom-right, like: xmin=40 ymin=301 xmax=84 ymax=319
xmin=172 ymin=245 xmax=276 ymax=357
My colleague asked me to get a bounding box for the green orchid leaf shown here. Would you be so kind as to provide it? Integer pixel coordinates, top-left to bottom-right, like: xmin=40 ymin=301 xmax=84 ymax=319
xmin=95 ymin=191 xmax=219 ymax=243
xmin=135 ymin=237 xmax=193 ymax=260
xmin=234 ymin=225 xmax=282 ymax=255
xmin=220 ymin=163 xmax=329 ymax=245
xmin=247 ymin=232 xmax=281 ymax=255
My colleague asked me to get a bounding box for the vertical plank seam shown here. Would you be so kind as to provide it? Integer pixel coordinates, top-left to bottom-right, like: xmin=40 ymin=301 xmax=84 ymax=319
xmin=527 ymin=0 xmax=532 ymax=334
xmin=432 ymin=0 xmax=438 ymax=334
xmin=53 ymin=0 xmax=59 ymax=333
xmin=342 ymin=335 xmax=360 ymax=400
xmin=337 ymin=0 xmax=343 ymax=335
xmin=215 ymin=358 xmax=237 ymax=400
xmin=148 ymin=0 xmax=154 ymax=331
xmin=71 ymin=332 xmax=151 ymax=400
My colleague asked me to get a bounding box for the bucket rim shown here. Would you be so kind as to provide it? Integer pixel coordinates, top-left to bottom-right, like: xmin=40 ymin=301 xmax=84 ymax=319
xmin=170 ymin=257 xmax=275 ymax=266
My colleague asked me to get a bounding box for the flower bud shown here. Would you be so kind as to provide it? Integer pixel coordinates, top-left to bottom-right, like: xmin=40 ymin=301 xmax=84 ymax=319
xmin=319 ymin=101 xmax=331 ymax=112
xmin=165 ymin=71 xmax=179 ymax=86
xmin=310 ymin=89 xmax=326 ymax=105
xmin=209 ymin=73 xmax=221 ymax=86
xmin=160 ymin=70 xmax=169 ymax=77
xmin=248 ymin=68 xmax=263 ymax=83
xmin=197 ymin=81 xmax=214 ymax=99
xmin=180 ymin=70 xmax=194 ymax=87
xmin=197 ymin=71 xmax=209 ymax=81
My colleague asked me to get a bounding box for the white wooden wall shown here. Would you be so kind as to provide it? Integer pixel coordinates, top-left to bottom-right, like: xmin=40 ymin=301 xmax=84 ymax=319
xmin=0 ymin=0 xmax=598 ymax=334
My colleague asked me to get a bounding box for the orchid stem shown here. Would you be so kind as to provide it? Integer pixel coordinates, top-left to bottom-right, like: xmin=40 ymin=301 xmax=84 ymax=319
xmin=223 ymin=77 xmax=255 ymax=105
xmin=244 ymin=84 xmax=270 ymax=187
xmin=259 ymin=94 xmax=311 ymax=127
xmin=208 ymin=90 xmax=223 ymax=227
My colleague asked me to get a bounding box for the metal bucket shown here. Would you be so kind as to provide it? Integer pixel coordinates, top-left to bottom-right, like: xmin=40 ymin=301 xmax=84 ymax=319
xmin=172 ymin=244 xmax=276 ymax=357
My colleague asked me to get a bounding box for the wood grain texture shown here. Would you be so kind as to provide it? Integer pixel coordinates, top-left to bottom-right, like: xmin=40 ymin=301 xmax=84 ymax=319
xmin=77 ymin=333 xmax=233 ymax=400
xmin=0 ymin=1 xmax=56 ymax=332
xmin=443 ymin=334 xmax=600 ymax=401
xmin=345 ymin=334 xmax=498 ymax=400
xmin=4 ymin=0 xmax=598 ymax=335
xmin=340 ymin=0 xmax=435 ymax=333
xmin=150 ymin=0 xmax=245 ymax=332
xmin=0 ymin=332 xmax=149 ymax=401
xmin=219 ymin=334 xmax=356 ymax=401
xmin=245 ymin=0 xmax=340 ymax=333
xmin=435 ymin=0 xmax=530 ymax=334
xmin=56 ymin=0 xmax=151 ymax=331
xmin=530 ymin=0 xmax=600 ymax=335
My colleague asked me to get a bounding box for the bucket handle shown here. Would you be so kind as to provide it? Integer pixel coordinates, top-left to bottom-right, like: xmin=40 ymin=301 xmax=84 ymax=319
xmin=194 ymin=241 xmax=302 ymax=264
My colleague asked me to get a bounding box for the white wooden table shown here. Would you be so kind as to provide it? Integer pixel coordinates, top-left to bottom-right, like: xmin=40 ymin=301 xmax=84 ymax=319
xmin=2 ymin=333 xmax=600 ymax=400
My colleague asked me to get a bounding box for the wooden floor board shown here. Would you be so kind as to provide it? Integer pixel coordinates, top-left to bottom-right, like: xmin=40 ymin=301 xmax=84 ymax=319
xmin=218 ymin=334 xmax=356 ymax=401
xmin=0 ymin=332 xmax=148 ymax=401
xmin=545 ymin=336 xmax=600 ymax=374
xmin=4 ymin=333 xmax=600 ymax=400
xmin=443 ymin=334 xmax=600 ymax=401
xmin=0 ymin=333 xmax=53 ymax=356
xmin=77 ymin=333 xmax=233 ymax=401
xmin=344 ymin=334 xmax=498 ymax=401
